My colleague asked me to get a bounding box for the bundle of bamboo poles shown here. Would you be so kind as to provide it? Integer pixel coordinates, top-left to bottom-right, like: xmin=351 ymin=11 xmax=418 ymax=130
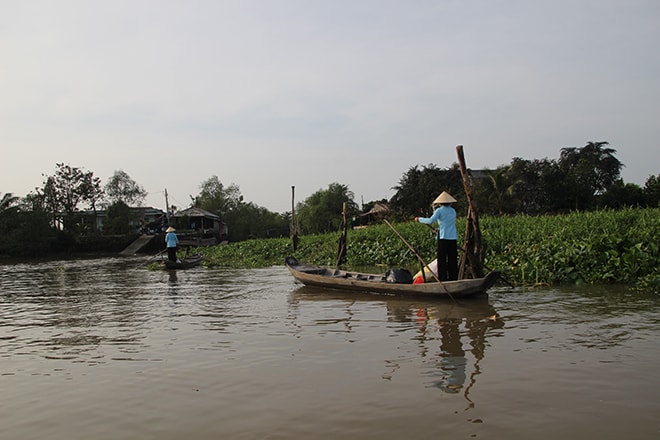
xmin=456 ymin=145 xmax=485 ymax=279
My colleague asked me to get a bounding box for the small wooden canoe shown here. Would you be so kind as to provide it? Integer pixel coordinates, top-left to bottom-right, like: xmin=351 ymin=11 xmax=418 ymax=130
xmin=285 ymin=257 xmax=500 ymax=299
xmin=163 ymin=255 xmax=204 ymax=270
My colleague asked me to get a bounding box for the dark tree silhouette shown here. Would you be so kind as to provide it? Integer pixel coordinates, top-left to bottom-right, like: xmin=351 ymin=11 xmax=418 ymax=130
xmin=559 ymin=141 xmax=623 ymax=210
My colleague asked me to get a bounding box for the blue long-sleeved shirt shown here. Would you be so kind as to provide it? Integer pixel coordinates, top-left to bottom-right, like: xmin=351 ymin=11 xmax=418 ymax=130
xmin=417 ymin=205 xmax=457 ymax=240
xmin=165 ymin=232 xmax=178 ymax=248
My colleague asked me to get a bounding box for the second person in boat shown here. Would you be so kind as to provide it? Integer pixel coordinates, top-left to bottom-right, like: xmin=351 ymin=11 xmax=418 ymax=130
xmin=165 ymin=226 xmax=179 ymax=262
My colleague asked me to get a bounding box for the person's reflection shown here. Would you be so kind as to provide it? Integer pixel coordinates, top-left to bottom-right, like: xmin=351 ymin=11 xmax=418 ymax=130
xmin=438 ymin=318 xmax=466 ymax=393
xmin=419 ymin=303 xmax=504 ymax=400
xmin=168 ymin=270 xmax=179 ymax=299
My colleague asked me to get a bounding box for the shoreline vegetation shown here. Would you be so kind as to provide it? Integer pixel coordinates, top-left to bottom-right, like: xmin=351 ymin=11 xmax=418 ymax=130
xmin=198 ymin=207 xmax=659 ymax=293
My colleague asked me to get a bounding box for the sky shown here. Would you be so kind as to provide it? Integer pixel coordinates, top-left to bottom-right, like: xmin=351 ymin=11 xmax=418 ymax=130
xmin=1 ymin=0 xmax=659 ymax=213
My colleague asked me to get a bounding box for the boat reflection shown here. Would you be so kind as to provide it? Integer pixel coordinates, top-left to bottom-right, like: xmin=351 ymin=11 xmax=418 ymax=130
xmin=289 ymin=286 xmax=504 ymax=408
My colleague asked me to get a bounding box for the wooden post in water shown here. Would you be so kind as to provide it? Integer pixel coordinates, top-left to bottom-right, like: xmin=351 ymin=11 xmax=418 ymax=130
xmin=336 ymin=201 xmax=348 ymax=267
xmin=456 ymin=145 xmax=485 ymax=279
xmin=290 ymin=186 xmax=299 ymax=252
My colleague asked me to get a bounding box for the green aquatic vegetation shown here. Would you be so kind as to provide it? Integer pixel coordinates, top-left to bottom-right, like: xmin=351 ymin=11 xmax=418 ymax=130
xmin=198 ymin=207 xmax=659 ymax=292
xmin=483 ymin=208 xmax=659 ymax=290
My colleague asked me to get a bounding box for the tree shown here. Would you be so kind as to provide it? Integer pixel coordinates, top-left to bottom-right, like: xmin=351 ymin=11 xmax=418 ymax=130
xmin=38 ymin=163 xmax=104 ymax=230
xmin=191 ymin=176 xmax=288 ymax=241
xmin=193 ymin=175 xmax=243 ymax=217
xmin=502 ymin=157 xmax=568 ymax=214
xmin=0 ymin=202 xmax=53 ymax=256
xmin=105 ymin=170 xmax=147 ymax=206
xmin=474 ymin=166 xmax=518 ymax=215
xmin=103 ymin=201 xmax=132 ymax=235
xmin=81 ymin=172 xmax=104 ymax=233
xmin=558 ymin=141 xmax=622 ymax=210
xmin=225 ymin=201 xmax=289 ymax=241
xmin=389 ymin=164 xmax=463 ymax=218
xmin=643 ymin=174 xmax=660 ymax=207
xmin=599 ymin=180 xmax=646 ymax=208
xmin=296 ymin=183 xmax=359 ymax=234
xmin=0 ymin=192 xmax=54 ymax=256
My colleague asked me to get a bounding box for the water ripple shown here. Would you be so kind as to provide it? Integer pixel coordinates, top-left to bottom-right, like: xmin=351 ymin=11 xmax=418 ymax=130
xmin=1 ymin=258 xmax=659 ymax=439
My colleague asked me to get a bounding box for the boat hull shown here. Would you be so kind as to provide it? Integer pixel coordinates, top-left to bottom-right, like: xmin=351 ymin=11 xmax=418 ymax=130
xmin=285 ymin=257 xmax=500 ymax=298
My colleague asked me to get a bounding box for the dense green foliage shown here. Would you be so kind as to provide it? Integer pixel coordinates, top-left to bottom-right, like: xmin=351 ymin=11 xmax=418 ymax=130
xmin=103 ymin=201 xmax=133 ymax=235
xmin=2 ymin=143 xmax=658 ymax=257
xmin=481 ymin=208 xmax=659 ymax=290
xmin=199 ymin=208 xmax=659 ymax=292
xmin=0 ymin=207 xmax=55 ymax=256
xmin=390 ymin=142 xmax=658 ymax=218
xmin=295 ymin=182 xmax=359 ymax=234
xmin=105 ymin=170 xmax=148 ymax=206
xmin=193 ymin=175 xmax=290 ymax=241
xmin=390 ymin=163 xmax=464 ymax=218
xmin=38 ymin=163 xmax=104 ymax=230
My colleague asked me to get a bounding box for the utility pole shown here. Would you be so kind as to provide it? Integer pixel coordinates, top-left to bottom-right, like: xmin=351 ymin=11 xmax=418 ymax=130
xmin=164 ymin=189 xmax=170 ymax=224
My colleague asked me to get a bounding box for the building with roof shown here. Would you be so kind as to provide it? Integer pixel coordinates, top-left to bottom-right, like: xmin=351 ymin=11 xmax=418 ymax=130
xmin=171 ymin=207 xmax=228 ymax=246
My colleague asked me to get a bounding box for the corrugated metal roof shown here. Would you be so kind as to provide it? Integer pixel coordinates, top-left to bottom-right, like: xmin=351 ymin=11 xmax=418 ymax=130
xmin=173 ymin=207 xmax=222 ymax=220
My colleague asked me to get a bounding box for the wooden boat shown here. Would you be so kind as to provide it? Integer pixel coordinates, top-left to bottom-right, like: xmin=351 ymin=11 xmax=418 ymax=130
xmin=163 ymin=255 xmax=204 ymax=270
xmin=285 ymin=257 xmax=500 ymax=299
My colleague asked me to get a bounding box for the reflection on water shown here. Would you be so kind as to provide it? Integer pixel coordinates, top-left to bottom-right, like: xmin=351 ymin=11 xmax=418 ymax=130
xmin=290 ymin=287 xmax=504 ymax=409
xmin=1 ymin=257 xmax=659 ymax=440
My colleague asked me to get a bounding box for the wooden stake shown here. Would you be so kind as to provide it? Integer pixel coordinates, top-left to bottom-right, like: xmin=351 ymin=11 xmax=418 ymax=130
xmin=291 ymin=186 xmax=299 ymax=251
xmin=456 ymin=145 xmax=485 ymax=278
xmin=336 ymin=202 xmax=348 ymax=267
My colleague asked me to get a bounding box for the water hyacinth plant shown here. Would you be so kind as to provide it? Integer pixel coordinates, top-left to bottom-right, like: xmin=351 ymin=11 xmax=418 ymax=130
xmin=199 ymin=207 xmax=659 ymax=292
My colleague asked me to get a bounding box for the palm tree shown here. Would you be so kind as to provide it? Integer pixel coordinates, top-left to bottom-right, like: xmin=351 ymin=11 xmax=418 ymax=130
xmin=480 ymin=167 xmax=517 ymax=215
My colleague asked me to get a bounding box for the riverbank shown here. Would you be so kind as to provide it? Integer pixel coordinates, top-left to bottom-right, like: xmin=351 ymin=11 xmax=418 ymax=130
xmin=199 ymin=207 xmax=659 ymax=292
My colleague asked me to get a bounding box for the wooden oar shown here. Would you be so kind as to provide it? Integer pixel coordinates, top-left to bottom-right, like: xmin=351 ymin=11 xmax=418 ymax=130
xmin=383 ymin=220 xmax=437 ymax=280
xmin=142 ymin=249 xmax=166 ymax=266
xmin=383 ymin=219 xmax=442 ymax=278
xmin=383 ymin=219 xmax=456 ymax=303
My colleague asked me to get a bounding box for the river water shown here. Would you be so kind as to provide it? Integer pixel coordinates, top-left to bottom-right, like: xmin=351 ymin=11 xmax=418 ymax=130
xmin=1 ymin=256 xmax=658 ymax=440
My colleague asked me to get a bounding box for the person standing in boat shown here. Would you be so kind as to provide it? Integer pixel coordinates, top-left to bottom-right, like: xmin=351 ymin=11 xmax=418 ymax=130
xmin=415 ymin=191 xmax=458 ymax=281
xmin=165 ymin=226 xmax=179 ymax=262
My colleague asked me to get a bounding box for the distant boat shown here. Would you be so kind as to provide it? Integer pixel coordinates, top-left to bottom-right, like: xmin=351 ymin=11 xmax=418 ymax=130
xmin=163 ymin=255 xmax=204 ymax=270
xmin=285 ymin=257 xmax=500 ymax=299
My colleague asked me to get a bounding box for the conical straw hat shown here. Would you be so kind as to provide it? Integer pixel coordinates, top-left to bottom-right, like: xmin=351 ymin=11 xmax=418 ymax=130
xmin=432 ymin=191 xmax=457 ymax=205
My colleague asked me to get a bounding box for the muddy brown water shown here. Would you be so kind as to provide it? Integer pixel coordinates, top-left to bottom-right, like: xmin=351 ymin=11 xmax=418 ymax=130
xmin=1 ymin=257 xmax=658 ymax=439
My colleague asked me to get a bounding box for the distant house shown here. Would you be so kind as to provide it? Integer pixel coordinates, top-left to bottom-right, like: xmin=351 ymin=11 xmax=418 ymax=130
xmin=365 ymin=202 xmax=390 ymax=217
xmin=84 ymin=206 xmax=165 ymax=234
xmin=354 ymin=202 xmax=390 ymax=229
xmin=468 ymin=169 xmax=491 ymax=182
xmin=134 ymin=207 xmax=167 ymax=233
xmin=171 ymin=207 xmax=228 ymax=246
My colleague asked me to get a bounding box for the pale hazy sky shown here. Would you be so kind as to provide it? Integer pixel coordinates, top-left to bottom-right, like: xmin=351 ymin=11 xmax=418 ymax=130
xmin=1 ymin=0 xmax=658 ymax=213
